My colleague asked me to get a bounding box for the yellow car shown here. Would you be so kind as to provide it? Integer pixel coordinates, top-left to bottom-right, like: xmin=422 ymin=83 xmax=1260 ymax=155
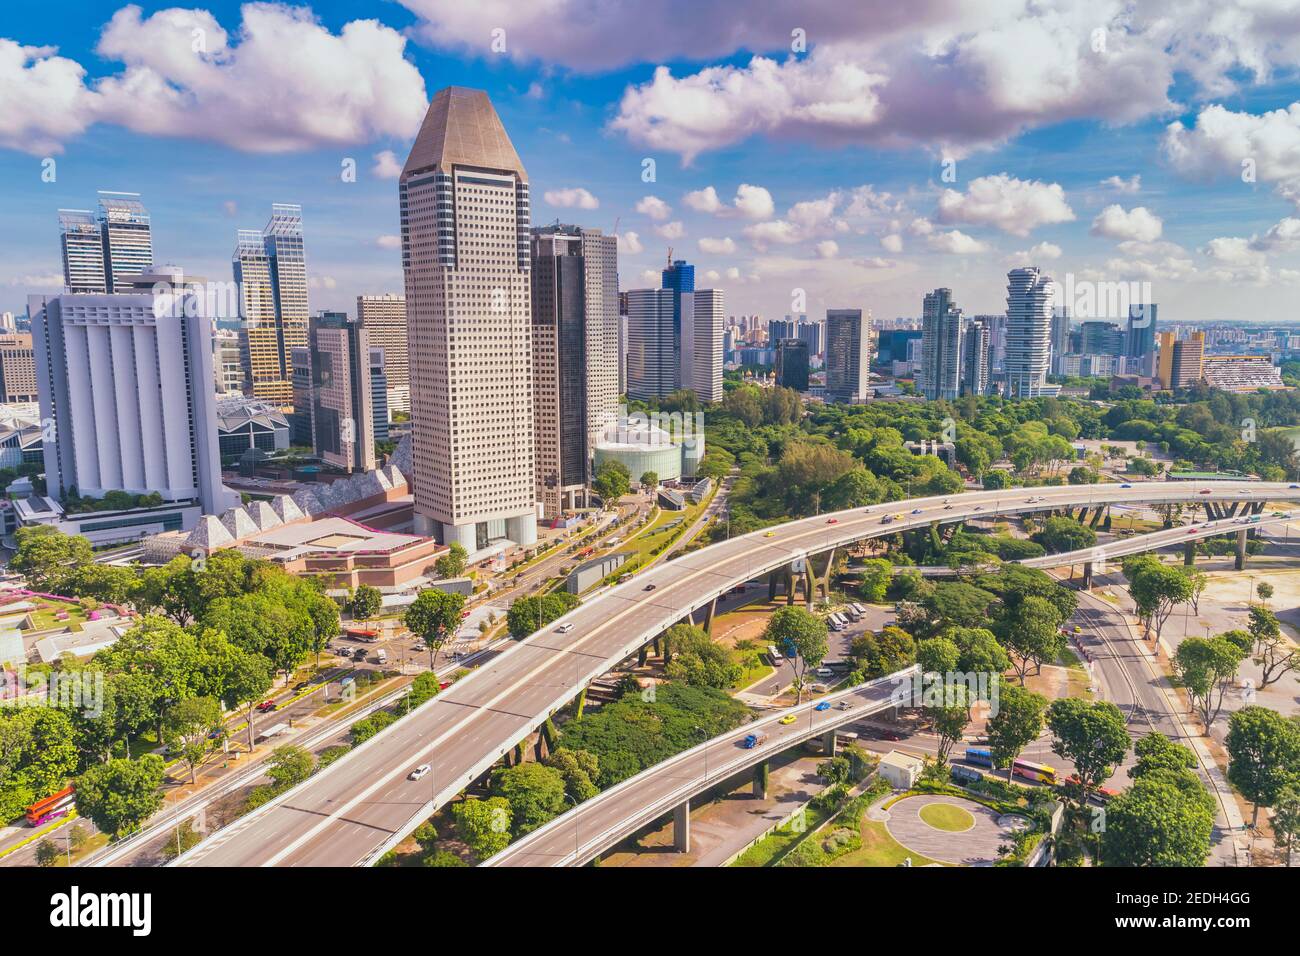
xmin=778 ymin=714 xmax=798 ymax=725
xmin=764 ymin=531 xmax=776 ymax=537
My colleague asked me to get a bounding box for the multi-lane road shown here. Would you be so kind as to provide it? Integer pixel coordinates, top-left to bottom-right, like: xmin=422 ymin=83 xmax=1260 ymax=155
xmin=173 ymin=481 xmax=1299 ymax=867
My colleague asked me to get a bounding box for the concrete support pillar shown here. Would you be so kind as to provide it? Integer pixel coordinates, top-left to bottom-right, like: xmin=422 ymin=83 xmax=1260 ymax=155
xmin=753 ymin=761 xmax=769 ymax=799
xmin=637 ymin=645 xmax=648 ymax=667
xmin=1076 ymin=507 xmax=1089 ymax=526
xmin=1236 ymin=529 xmax=1248 ymax=571
xmin=1082 ymin=561 xmax=1094 ymax=588
xmin=652 ymin=636 xmax=661 ymax=657
xmin=513 ymin=741 xmax=526 ymax=765
xmin=819 ymin=547 xmax=838 ymax=602
xmin=702 ymin=597 xmax=717 ymax=635
xmin=768 ymin=571 xmax=779 ymax=602
xmin=1090 ymin=506 xmax=1106 ymax=530
xmin=822 ymin=729 xmax=838 ymax=756
xmin=785 ymin=566 xmax=796 ymax=606
xmin=802 ymin=564 xmax=816 ymax=609
xmin=1184 ymin=541 xmax=1196 ymax=566
xmin=573 ymin=687 xmax=587 ymax=720
xmin=673 ymin=800 xmax=691 ymax=853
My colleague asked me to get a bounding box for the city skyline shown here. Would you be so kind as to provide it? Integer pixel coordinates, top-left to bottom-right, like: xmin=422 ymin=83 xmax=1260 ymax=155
xmin=5 ymin=2 xmax=1300 ymax=327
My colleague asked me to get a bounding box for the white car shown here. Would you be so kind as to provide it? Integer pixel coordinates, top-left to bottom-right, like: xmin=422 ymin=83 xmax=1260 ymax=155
xmin=555 ymin=623 xmax=575 ymax=634
xmin=408 ymin=764 xmax=431 ymax=781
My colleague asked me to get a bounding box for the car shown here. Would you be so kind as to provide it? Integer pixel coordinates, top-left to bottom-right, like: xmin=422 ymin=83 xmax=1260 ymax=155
xmin=1121 ymin=483 xmax=1132 ymax=488
xmin=880 ymin=515 xmax=894 ymax=524
xmin=827 ymin=517 xmax=838 ymax=524
xmin=764 ymin=531 xmax=776 ymax=537
xmin=256 ymin=700 xmax=277 ymax=713
xmin=1073 ymin=625 xmax=1082 ymax=634
xmin=643 ymin=583 xmax=656 ymax=591
xmin=555 ymin=623 xmax=575 ymax=634
xmin=972 ymin=505 xmax=983 ymax=512
xmin=836 ymin=700 xmax=852 ymax=711
xmin=1199 ymin=489 xmax=1212 ymax=495
xmin=874 ymin=728 xmax=903 ymax=741
xmin=439 ymin=680 xmax=452 ymax=690
xmin=944 ymin=504 xmax=954 ymax=510
xmin=1186 ymin=526 xmax=1198 ymax=533
xmin=911 ymin=508 xmax=922 ymax=514
xmin=778 ymin=714 xmax=798 ymax=725
xmin=1291 ymin=484 xmax=1300 ymax=490
xmin=408 ymin=764 xmax=431 ymax=781
xmin=814 ymin=701 xmax=831 ymax=712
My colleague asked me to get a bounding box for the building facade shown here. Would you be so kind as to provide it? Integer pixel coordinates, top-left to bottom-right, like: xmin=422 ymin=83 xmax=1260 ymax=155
xmin=920 ymin=288 xmax=963 ymax=400
xmin=306 ymin=311 xmax=375 ymax=474
xmin=356 ymin=293 xmax=409 ymax=414
xmin=234 ymin=205 xmax=309 ymax=411
xmin=775 ymin=338 xmax=810 ymax=391
xmin=400 ymin=86 xmax=537 ymax=552
xmin=680 ymin=288 xmax=725 ymax=403
xmin=0 ymin=334 xmax=37 ymax=403
xmin=962 ymin=315 xmax=991 ymax=396
xmin=626 ymin=288 xmax=677 ymax=401
xmin=1004 ymin=267 xmax=1055 ymax=398
xmin=825 ymin=308 xmax=872 ymax=403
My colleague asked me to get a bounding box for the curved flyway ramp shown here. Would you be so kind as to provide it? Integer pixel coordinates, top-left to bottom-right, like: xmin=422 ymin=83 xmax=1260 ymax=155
xmin=171 ymin=481 xmax=1300 ymax=867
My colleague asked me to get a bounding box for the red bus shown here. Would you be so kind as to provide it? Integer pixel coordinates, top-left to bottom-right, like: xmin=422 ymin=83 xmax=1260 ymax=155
xmin=25 ymin=786 xmax=75 ymax=826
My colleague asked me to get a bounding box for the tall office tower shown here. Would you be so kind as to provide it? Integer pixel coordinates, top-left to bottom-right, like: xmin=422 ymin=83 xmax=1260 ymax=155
xmin=775 ymin=338 xmax=810 ymax=391
xmin=370 ymin=348 xmax=389 ymax=443
xmin=0 ymin=333 xmax=37 ymax=403
xmin=618 ymin=293 xmax=629 ymax=396
xmin=799 ymin=318 xmax=825 ymax=357
xmin=356 ymin=294 xmax=409 ymax=414
xmin=1080 ymin=321 xmax=1124 ymax=356
xmin=1003 ymin=267 xmax=1055 ymax=398
xmin=768 ymin=317 xmax=798 ymax=343
xmin=96 ymin=192 xmax=154 ymax=292
xmin=920 ymin=288 xmax=963 ymax=400
xmin=962 ymin=316 xmax=991 ymax=397
xmin=233 ymin=205 xmax=309 ymax=411
xmin=626 ymin=288 xmax=677 ymax=400
xmin=289 ymin=346 xmax=313 ymax=446
xmin=211 ymin=328 xmax=245 ymax=395
xmin=0 ymin=312 xmax=15 ymax=334
xmin=530 ymin=225 xmax=620 ymax=518
xmin=305 ymin=311 xmax=375 ymax=474
xmin=29 ymin=266 xmax=235 ymax=516
xmin=400 ymin=86 xmax=537 ymax=551
xmin=1126 ymin=303 xmax=1158 ymax=375
xmin=978 ymin=313 xmax=1008 ymax=373
xmin=1157 ymin=330 xmax=1205 ymax=389
xmin=1050 ymin=307 xmax=1071 ymax=371
xmin=58 ymin=209 xmax=107 ymax=293
xmin=662 ymin=259 xmax=695 ymax=362
xmin=825 ymin=308 xmax=872 ymax=403
xmin=680 ymin=288 xmax=725 ymax=403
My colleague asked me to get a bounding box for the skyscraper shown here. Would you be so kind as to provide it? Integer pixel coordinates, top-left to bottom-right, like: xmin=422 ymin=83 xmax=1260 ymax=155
xmin=662 ymin=258 xmax=694 ymax=363
xmin=680 ymin=288 xmax=725 ymax=403
xmin=29 ymin=266 xmax=235 ymax=519
xmin=370 ymin=348 xmax=389 ymax=444
xmin=233 ymin=205 xmax=309 ymax=411
xmin=1049 ymin=307 xmax=1071 ymax=373
xmin=357 ymin=293 xmax=409 ymax=414
xmin=306 ymin=311 xmax=375 ymax=474
xmin=400 ymin=86 xmax=537 ymax=551
xmin=58 ymin=209 xmax=107 ymax=293
xmin=962 ymin=316 xmax=991 ymax=397
xmin=1003 ymin=267 xmax=1055 ymax=398
xmin=626 ymin=288 xmax=676 ymax=401
xmin=530 ymin=224 xmax=620 ymax=518
xmin=920 ymin=288 xmax=963 ymax=401
xmin=825 ymin=309 xmax=872 ymax=403
xmin=1126 ymin=303 xmax=1158 ymax=375
xmin=1157 ymin=330 xmax=1204 ymax=389
xmin=775 ymin=338 xmax=810 ymax=391
xmin=96 ymin=192 xmax=154 ymax=292
xmin=0 ymin=333 xmax=37 ymax=403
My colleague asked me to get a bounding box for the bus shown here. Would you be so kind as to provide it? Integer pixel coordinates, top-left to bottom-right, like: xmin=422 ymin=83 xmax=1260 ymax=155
xmin=767 ymin=644 xmax=784 ymax=665
xmin=964 ymin=747 xmax=994 ymax=768
xmin=1012 ymin=759 xmax=1057 ymax=785
xmin=850 ymin=603 xmax=867 ymax=618
xmin=25 ymin=786 xmax=75 ymax=826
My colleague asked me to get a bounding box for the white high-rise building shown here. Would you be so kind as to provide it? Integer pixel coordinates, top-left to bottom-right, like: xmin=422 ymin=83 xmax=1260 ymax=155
xmin=825 ymin=308 xmax=873 ymax=403
xmin=1004 ymin=267 xmax=1055 ymax=398
xmin=920 ymin=288 xmax=963 ymax=401
xmin=681 ymin=289 xmax=725 ymax=403
xmin=357 ymin=293 xmax=409 ymax=414
xmin=400 ymin=87 xmax=537 ymax=553
xmin=29 ymin=266 xmax=236 ymax=518
xmin=97 ymin=192 xmax=154 ymax=293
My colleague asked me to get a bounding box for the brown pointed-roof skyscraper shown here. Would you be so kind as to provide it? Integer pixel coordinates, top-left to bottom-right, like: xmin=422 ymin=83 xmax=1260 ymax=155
xmin=400 ymin=87 xmax=537 ymax=552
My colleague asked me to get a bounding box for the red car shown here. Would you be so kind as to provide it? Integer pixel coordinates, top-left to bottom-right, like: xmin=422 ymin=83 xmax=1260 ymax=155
xmin=1199 ymin=489 xmax=1212 ymax=495
xmin=256 ymin=700 xmax=278 ymax=713
xmin=439 ymin=681 xmax=452 ymax=690
xmin=826 ymin=518 xmax=838 ymax=524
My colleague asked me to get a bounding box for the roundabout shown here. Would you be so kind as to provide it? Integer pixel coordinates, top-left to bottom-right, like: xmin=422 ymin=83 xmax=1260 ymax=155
xmin=885 ymin=794 xmax=1018 ymax=866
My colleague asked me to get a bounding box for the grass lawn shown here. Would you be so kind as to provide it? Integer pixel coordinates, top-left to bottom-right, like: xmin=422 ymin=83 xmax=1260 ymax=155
xmin=621 ymin=491 xmax=715 ymax=567
xmin=27 ymin=604 xmax=89 ymax=632
xmin=730 ymin=804 xmax=834 ymax=867
xmin=919 ymin=802 xmax=976 ymax=832
xmin=831 ymin=818 xmax=949 ymax=868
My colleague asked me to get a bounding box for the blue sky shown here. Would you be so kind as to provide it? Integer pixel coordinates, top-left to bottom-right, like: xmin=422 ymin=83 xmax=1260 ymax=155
xmin=4 ymin=0 xmax=1300 ymax=324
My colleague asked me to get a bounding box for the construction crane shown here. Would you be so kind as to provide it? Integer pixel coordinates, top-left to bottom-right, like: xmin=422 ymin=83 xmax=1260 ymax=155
xmin=666 ymin=246 xmax=673 ymax=267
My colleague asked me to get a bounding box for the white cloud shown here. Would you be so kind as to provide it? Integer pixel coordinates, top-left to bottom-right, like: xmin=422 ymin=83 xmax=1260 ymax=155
xmin=880 ymin=234 xmax=904 ymax=253
xmin=375 ymin=235 xmax=402 ymax=250
xmin=372 ymin=150 xmax=403 ymax=179
xmin=638 ymin=269 xmax=659 ymax=283
xmin=936 ymin=174 xmax=1074 ymax=237
xmin=618 ymin=231 xmax=644 ymax=255
xmin=698 ymin=236 xmax=736 ymax=254
xmin=1164 ymin=103 xmax=1300 ymax=192
xmin=222 ymin=200 xmax=239 ymax=218
xmin=1010 ymin=241 xmax=1063 ymax=260
xmin=0 ymin=40 xmax=97 ymax=154
xmin=654 ymin=221 xmax=685 ymax=240
xmin=927 ymin=229 xmax=990 ymax=255
xmin=544 ymin=187 xmax=599 ymax=209
xmin=815 ymin=240 xmax=839 ymax=258
xmin=636 ymin=196 xmax=672 ymax=221
xmin=732 ymin=184 xmax=775 ymax=220
xmin=308 ymin=274 xmax=338 ymax=290
xmin=1090 ymin=204 xmax=1163 ymax=243
xmin=1100 ymin=174 xmax=1141 ymax=193
xmin=684 ymin=186 xmax=723 ymax=214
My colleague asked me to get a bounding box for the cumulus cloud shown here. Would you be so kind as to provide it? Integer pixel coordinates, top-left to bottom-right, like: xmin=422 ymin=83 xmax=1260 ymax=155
xmin=544 ymin=187 xmax=599 ymax=209
xmin=372 ymin=150 xmax=403 ymax=179
xmin=815 ymin=240 xmax=840 ymax=258
xmin=1164 ymin=103 xmax=1300 ymax=199
xmin=936 ymin=174 xmax=1074 ymax=236
xmin=0 ymin=6 xmax=429 ymax=155
xmin=698 ymin=236 xmax=736 ymax=254
xmin=1090 ymin=204 xmax=1163 ymax=243
xmin=684 ymin=183 xmax=775 ymax=220
xmin=1010 ymin=241 xmax=1063 ymax=261
xmin=375 ymin=235 xmax=402 ymax=250
xmin=1100 ymin=174 xmax=1141 ymax=193
xmin=654 ymin=221 xmax=685 ymax=240
xmin=636 ymin=195 xmax=672 ymax=221
xmin=618 ymin=231 xmax=644 ymax=254
xmin=927 ymin=229 xmax=989 ymax=255
xmin=683 ymin=187 xmax=722 ymax=214
xmin=880 ymin=234 xmax=904 ymax=253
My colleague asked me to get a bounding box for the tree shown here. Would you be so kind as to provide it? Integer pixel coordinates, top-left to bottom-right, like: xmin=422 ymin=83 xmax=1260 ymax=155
xmin=995 ymin=595 xmax=1065 ymax=682
xmin=506 ymin=592 xmax=579 ymax=640
xmin=925 ymin=683 xmax=970 ymax=765
xmin=1174 ymin=636 xmax=1245 ymax=727
xmin=640 ymin=471 xmax=659 ymax=488
xmin=491 ymin=762 xmax=567 ymax=836
xmin=1129 ymin=732 xmax=1197 ymax=779
xmin=225 ymin=648 xmax=273 ymax=752
xmin=434 ymin=543 xmax=468 ymax=580
xmin=544 ymin=748 xmax=600 ymax=803
xmin=1256 ymin=581 xmax=1274 ymax=605
xmin=1046 ymin=699 xmax=1129 ymax=811
xmin=763 ymin=607 xmax=829 ymax=703
xmin=265 ymin=744 xmax=316 ymax=792
xmin=163 ymin=695 xmax=222 ymax=784
xmin=351 ymin=710 xmax=398 ymax=745
xmin=1101 ymin=777 xmax=1213 ymax=866
xmin=350 ymin=584 xmax=383 ymax=623
xmin=10 ymin=525 xmax=93 ymax=593
xmin=663 ymin=624 xmax=741 ymax=688
xmin=452 ymin=797 xmax=513 ymax=861
xmin=986 ymin=684 xmax=1047 ymax=784
xmin=857 ymin=558 xmax=892 ymax=603
xmin=404 ymin=588 xmax=466 ymax=668
xmin=1271 ymin=783 xmax=1300 ymax=866
xmin=1123 ymin=555 xmax=1194 ymax=640
xmin=0 ymin=706 xmax=80 ymax=822
xmin=944 ymin=626 xmax=1010 ymax=677
xmin=849 ymin=626 xmax=915 ymax=680
xmin=1225 ymin=705 xmax=1300 ymax=828
xmin=1248 ymin=606 xmax=1298 ymax=688
xmin=592 ymin=459 xmax=631 ymax=504
xmin=1032 ymin=516 xmax=1097 ymax=554
xmin=74 ymin=755 xmax=166 ymax=839
xmin=916 ymin=636 xmax=960 ymax=676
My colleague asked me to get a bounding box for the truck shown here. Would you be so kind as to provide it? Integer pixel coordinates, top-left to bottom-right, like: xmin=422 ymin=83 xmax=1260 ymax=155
xmin=376 ymin=648 xmax=389 ymax=665
xmin=742 ymin=732 xmax=769 ymax=749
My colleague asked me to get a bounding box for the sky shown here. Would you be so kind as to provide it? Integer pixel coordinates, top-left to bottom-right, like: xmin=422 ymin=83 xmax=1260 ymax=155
xmin=4 ymin=0 xmax=1300 ymax=324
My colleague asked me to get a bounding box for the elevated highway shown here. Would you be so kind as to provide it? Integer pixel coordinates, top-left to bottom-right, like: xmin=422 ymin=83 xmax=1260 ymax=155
xmin=172 ymin=481 xmax=1300 ymax=867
